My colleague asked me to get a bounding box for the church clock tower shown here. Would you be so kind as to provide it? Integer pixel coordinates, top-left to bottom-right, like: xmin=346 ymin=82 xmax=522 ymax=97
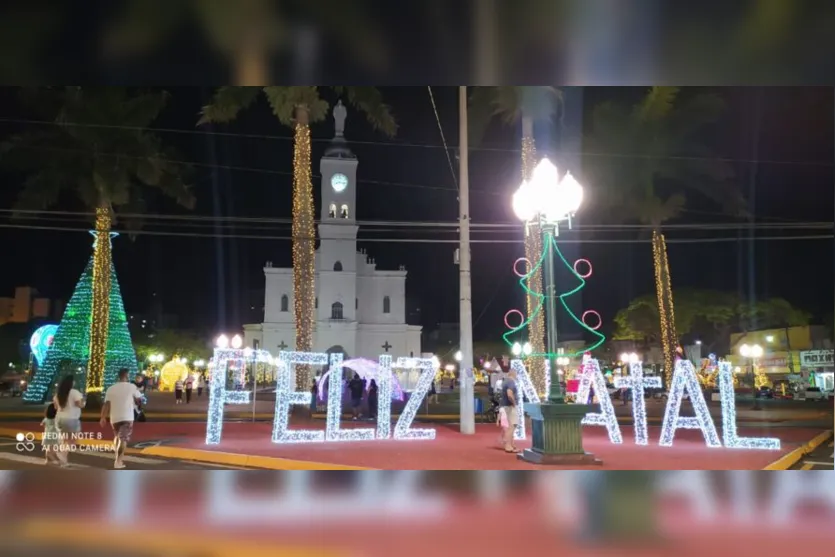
xmin=317 ymin=100 xmax=359 ymax=322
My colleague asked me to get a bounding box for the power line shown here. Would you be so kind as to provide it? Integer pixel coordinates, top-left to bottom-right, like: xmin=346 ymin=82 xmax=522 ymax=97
xmin=0 ymin=223 xmax=830 ymax=244
xmin=426 ymin=86 xmax=459 ymax=191
xmin=1 ymin=208 xmax=830 ymax=231
xmin=1 ymin=115 xmax=832 ymax=168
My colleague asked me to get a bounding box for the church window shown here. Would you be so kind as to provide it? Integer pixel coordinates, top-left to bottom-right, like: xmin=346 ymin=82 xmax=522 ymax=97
xmin=340 ymin=204 xmax=349 ymax=219
xmin=315 ymin=297 xmax=318 ymax=309
xmin=383 ymin=295 xmax=391 ymax=314
xmin=280 ymin=294 xmax=289 ymax=312
xmin=328 ymin=203 xmax=337 ymax=218
xmin=331 ymin=302 xmax=344 ymax=320
xmin=333 ymin=261 xmax=343 ymax=271
xmin=355 ymin=298 xmax=358 ymax=309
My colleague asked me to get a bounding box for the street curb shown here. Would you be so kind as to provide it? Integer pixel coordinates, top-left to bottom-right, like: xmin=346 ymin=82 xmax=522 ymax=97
xmin=138 ymin=445 xmax=372 ymax=470
xmin=762 ymin=430 xmax=833 ymax=470
xmin=11 ymin=518 xmax=346 ymax=557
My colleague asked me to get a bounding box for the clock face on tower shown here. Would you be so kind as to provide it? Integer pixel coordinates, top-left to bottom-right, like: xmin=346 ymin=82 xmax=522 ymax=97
xmin=330 ymin=173 xmax=348 ymax=193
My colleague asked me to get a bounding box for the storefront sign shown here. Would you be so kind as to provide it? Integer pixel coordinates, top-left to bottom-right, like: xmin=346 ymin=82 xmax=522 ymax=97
xmin=760 ymin=357 xmax=787 ymax=368
xmin=800 ymin=350 xmax=834 ymax=368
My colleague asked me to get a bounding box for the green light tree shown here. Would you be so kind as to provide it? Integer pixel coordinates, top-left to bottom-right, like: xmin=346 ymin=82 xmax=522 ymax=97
xmin=503 ymin=232 xmax=605 ymax=359
xmin=23 ymin=241 xmax=138 ymax=403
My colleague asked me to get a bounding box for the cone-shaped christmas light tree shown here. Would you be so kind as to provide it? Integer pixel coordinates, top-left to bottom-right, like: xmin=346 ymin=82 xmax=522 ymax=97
xmin=23 ymin=243 xmax=138 ymax=403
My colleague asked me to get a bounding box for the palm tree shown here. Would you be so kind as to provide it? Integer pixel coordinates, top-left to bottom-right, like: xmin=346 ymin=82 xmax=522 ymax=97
xmin=198 ymin=87 xmax=395 ymax=389
xmin=1 ymin=87 xmax=193 ymax=397
xmin=468 ymin=86 xmax=562 ymax=397
xmin=586 ymin=87 xmax=737 ymax=384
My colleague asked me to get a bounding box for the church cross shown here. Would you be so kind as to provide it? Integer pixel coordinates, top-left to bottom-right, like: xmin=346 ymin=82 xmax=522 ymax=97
xmin=381 ymin=341 xmax=392 ymax=352
xmin=278 ymin=341 xmax=288 ymax=351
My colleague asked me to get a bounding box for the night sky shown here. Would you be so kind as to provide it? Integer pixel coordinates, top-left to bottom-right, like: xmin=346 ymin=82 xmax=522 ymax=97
xmin=0 ymin=87 xmax=832 ymax=344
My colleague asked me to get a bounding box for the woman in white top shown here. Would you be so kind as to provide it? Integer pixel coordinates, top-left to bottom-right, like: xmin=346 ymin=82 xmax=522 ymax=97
xmin=53 ymin=374 xmax=85 ymax=466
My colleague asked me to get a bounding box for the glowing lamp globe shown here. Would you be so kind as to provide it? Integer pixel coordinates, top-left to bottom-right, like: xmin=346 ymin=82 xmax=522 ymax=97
xmin=231 ymin=335 xmax=243 ymax=349
xmin=750 ymin=344 xmax=763 ymax=358
xmin=512 ymin=181 xmax=537 ymax=222
xmin=216 ymin=335 xmax=229 ymax=349
xmin=511 ymin=342 xmax=522 ymax=356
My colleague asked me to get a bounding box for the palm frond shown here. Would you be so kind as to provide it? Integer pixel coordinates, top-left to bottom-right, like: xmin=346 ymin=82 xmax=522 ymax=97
xmin=468 ymin=86 xmax=497 ymax=148
xmin=120 ymin=90 xmax=170 ymax=127
xmin=634 ymin=86 xmax=679 ymax=124
xmin=197 ymin=86 xmax=261 ymax=125
xmin=338 ymin=87 xmax=397 ymax=137
xmin=263 ymin=86 xmax=328 ymax=127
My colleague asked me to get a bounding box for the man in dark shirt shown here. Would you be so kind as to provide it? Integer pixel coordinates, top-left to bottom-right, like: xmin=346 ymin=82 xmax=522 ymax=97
xmin=348 ymin=374 xmax=366 ymax=420
xmin=501 ymin=368 xmax=520 ymax=453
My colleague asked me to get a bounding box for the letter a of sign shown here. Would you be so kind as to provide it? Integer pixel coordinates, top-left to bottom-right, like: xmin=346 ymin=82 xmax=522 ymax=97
xmin=575 ymin=356 xmax=622 ymax=444
xmin=659 ymin=359 xmax=721 ymax=447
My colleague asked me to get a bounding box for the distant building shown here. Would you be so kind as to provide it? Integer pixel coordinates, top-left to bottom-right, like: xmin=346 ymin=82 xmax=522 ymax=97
xmin=0 ymin=287 xmax=63 ymax=325
xmin=727 ymin=325 xmax=833 ymax=388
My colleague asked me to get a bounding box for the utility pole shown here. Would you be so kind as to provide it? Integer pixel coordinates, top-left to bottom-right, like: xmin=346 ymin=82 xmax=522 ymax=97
xmin=458 ymin=85 xmax=475 ymax=435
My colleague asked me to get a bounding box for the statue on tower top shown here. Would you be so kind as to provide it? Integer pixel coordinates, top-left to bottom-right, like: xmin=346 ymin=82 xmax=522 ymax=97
xmin=333 ymin=99 xmax=347 ymax=138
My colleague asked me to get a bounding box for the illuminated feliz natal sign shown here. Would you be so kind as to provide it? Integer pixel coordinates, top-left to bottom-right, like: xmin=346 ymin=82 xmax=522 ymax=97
xmin=206 ymin=349 xmax=437 ymax=445
xmin=510 ymin=357 xmax=781 ymax=450
xmin=29 ymin=324 xmax=58 ymax=366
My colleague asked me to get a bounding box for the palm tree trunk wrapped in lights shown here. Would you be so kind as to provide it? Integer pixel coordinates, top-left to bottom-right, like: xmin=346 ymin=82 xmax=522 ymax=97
xmin=652 ymin=230 xmax=677 ymax=385
xmin=199 ymin=87 xmax=397 ymax=390
xmin=520 ymin=128 xmax=547 ymax=396
xmin=291 ymin=108 xmax=316 ymax=389
xmin=87 ymin=205 xmax=114 ymax=395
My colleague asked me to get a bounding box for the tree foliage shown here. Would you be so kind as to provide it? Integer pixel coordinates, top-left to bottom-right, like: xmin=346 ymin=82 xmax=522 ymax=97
xmin=614 ymin=290 xmax=812 ymax=349
xmin=197 ymin=86 xmax=396 ymax=136
xmin=585 ymin=87 xmax=739 ymax=225
xmin=468 ymin=86 xmax=562 ymax=147
xmin=0 ymin=87 xmax=194 ymax=228
xmin=133 ymin=328 xmax=210 ymax=363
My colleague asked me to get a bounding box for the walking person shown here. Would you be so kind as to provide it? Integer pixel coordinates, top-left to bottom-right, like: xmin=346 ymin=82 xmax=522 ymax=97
xmin=368 ymin=379 xmax=379 ymax=420
xmin=174 ymin=378 xmax=183 ymax=404
xmin=197 ymin=374 xmax=205 ymax=397
xmin=184 ymin=375 xmax=194 ymax=404
xmin=100 ymin=368 xmax=143 ymax=469
xmin=500 ymin=368 xmax=520 ymax=454
xmin=348 ymin=373 xmax=365 ymax=420
xmin=428 ymin=380 xmax=438 ymax=404
xmin=53 ymin=374 xmax=85 ymax=466
xmin=310 ymin=378 xmax=318 ymax=417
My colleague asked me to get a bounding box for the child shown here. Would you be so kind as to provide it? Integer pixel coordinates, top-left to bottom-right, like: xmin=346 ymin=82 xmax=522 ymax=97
xmin=310 ymin=379 xmax=318 ymax=417
xmin=41 ymin=403 xmax=62 ymax=465
xmin=497 ymin=406 xmax=509 ymax=448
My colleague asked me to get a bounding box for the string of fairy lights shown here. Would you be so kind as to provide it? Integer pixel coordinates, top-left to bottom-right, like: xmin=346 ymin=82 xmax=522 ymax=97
xmin=86 ymin=207 xmax=113 ymax=395
xmin=520 ymin=134 xmax=548 ymax=397
xmin=291 ymin=120 xmax=316 ymax=391
xmin=652 ymin=230 xmax=677 ymax=386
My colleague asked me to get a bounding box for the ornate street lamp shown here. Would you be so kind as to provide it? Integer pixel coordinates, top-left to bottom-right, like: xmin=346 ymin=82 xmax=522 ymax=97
xmin=512 ymin=157 xmax=599 ymax=465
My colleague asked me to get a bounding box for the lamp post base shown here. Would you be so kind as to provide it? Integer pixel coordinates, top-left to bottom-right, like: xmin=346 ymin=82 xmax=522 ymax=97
xmin=518 ymin=402 xmax=601 ymax=466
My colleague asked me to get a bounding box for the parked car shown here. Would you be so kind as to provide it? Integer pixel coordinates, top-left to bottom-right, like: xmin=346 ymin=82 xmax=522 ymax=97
xmin=756 ymin=386 xmax=774 ymax=399
xmin=803 ymin=387 xmax=825 ymax=401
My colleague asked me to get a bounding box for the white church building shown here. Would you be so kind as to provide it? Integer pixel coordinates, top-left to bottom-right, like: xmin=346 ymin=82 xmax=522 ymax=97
xmin=243 ymin=101 xmax=422 ymax=361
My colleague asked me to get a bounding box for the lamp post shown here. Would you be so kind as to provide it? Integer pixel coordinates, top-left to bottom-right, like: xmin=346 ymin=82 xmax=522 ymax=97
xmin=739 ymin=343 xmax=763 ymax=410
xmin=512 ymin=157 xmax=599 ymax=465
